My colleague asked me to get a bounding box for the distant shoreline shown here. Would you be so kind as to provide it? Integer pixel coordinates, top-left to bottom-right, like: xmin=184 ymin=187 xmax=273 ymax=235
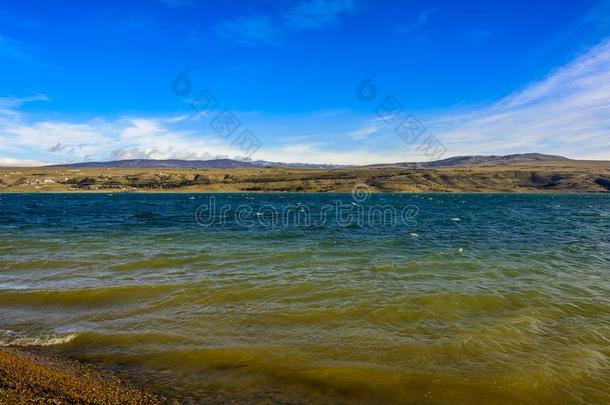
xmin=1 ymin=190 xmax=609 ymax=194
xmin=2 ymin=162 xmax=610 ymax=193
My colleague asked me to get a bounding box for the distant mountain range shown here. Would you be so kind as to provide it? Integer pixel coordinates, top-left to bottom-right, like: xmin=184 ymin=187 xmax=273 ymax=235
xmin=48 ymin=158 xmax=258 ymax=169
xmin=47 ymin=153 xmax=572 ymax=170
xmin=394 ymin=153 xmax=571 ymax=168
xmin=47 ymin=158 xmax=348 ymax=169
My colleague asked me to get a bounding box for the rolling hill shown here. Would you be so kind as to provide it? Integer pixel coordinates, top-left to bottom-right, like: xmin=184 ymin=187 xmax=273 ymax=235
xmin=47 ymin=153 xmax=570 ymax=170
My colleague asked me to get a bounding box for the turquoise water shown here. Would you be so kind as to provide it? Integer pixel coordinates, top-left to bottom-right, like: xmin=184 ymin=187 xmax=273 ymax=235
xmin=1 ymin=193 xmax=609 ymax=403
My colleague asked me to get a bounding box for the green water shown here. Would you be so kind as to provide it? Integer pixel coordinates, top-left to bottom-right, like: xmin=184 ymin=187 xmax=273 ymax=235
xmin=1 ymin=193 xmax=609 ymax=403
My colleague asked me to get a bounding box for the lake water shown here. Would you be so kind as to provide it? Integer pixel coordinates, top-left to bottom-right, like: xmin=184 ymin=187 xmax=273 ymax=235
xmin=1 ymin=193 xmax=609 ymax=403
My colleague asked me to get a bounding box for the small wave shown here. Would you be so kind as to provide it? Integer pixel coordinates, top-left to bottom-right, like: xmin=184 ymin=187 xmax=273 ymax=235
xmin=0 ymin=284 xmax=174 ymax=307
xmin=0 ymin=330 xmax=78 ymax=347
xmin=4 ymin=259 xmax=78 ymax=270
xmin=110 ymin=254 xmax=211 ymax=271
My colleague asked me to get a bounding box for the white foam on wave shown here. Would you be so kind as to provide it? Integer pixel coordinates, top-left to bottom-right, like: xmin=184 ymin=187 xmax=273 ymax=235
xmin=0 ymin=330 xmax=78 ymax=347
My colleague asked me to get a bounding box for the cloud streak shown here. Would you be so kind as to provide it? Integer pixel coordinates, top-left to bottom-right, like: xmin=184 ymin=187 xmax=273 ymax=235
xmin=156 ymin=0 xmax=193 ymax=8
xmin=349 ymin=116 xmax=392 ymax=140
xmin=285 ymin=0 xmax=356 ymax=30
xmin=429 ymin=39 xmax=610 ymax=159
xmin=214 ymin=15 xmax=279 ymax=47
xmin=395 ymin=8 xmax=438 ymax=33
xmin=2 ymin=39 xmax=610 ymax=166
xmin=0 ymin=35 xmax=33 ymax=60
xmin=215 ymin=0 xmax=357 ymax=47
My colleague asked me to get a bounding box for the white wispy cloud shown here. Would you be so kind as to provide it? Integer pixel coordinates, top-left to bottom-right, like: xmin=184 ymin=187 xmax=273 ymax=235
xmin=429 ymin=39 xmax=610 ymax=159
xmin=214 ymin=15 xmax=279 ymax=47
xmin=156 ymin=0 xmax=193 ymax=8
xmin=0 ymin=156 xmax=47 ymax=167
xmin=0 ymin=35 xmax=28 ymax=59
xmin=0 ymin=99 xmax=244 ymax=166
xmin=0 ymin=94 xmax=48 ymax=108
xmin=261 ymin=142 xmax=408 ymax=165
xmin=0 ymin=98 xmax=405 ymax=165
xmin=2 ymin=39 xmax=610 ymax=166
xmin=215 ymin=0 xmax=357 ymax=46
xmin=349 ymin=117 xmax=391 ymax=140
xmin=285 ymin=0 xmax=356 ymax=30
xmin=395 ymin=7 xmax=438 ymax=33
xmin=0 ymin=95 xmax=48 ymax=118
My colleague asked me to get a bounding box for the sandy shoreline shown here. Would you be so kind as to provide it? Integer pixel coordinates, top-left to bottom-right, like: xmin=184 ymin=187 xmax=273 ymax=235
xmin=0 ymin=347 xmax=159 ymax=404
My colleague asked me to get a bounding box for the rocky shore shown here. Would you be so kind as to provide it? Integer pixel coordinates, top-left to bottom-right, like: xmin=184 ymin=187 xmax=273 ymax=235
xmin=0 ymin=348 xmax=158 ymax=404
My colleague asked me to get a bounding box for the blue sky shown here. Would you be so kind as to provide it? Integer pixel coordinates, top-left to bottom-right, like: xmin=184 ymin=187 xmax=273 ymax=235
xmin=1 ymin=0 xmax=610 ymax=165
